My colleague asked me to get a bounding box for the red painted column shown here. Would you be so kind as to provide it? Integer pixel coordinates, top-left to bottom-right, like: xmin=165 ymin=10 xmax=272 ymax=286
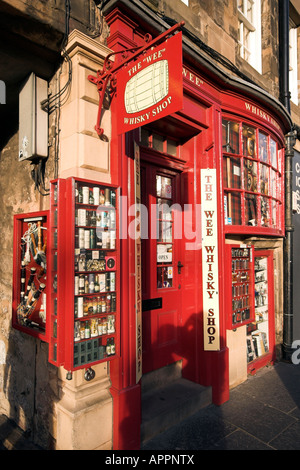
xmin=105 ymin=7 xmax=142 ymax=450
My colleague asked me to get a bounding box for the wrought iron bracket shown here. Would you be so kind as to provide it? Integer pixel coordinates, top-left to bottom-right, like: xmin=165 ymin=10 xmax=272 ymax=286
xmin=88 ymin=21 xmax=184 ymax=138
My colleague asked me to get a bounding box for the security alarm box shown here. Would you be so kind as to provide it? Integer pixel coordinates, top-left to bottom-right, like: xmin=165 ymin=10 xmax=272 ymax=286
xmin=19 ymin=73 xmax=48 ymax=161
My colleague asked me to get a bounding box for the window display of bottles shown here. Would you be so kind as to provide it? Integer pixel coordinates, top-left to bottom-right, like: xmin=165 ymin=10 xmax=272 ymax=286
xmin=247 ymin=256 xmax=269 ymax=363
xmin=12 ymin=211 xmax=48 ymax=341
xmin=227 ymin=245 xmax=254 ymax=329
xmin=48 ymin=177 xmax=119 ymax=372
xmin=72 ymin=179 xmax=118 ymax=368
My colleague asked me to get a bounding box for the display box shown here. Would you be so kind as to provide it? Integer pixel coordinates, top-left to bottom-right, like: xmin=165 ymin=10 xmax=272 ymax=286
xmin=12 ymin=211 xmax=49 ymax=341
xmin=225 ymin=244 xmax=255 ymax=330
xmin=49 ymin=177 xmax=120 ymax=372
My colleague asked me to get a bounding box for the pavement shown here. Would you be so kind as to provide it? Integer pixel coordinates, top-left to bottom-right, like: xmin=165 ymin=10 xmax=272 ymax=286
xmin=142 ymin=361 xmax=300 ymax=451
xmin=1 ymin=360 xmax=300 ymax=451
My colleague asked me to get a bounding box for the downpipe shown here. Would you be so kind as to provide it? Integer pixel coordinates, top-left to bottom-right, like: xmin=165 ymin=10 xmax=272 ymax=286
xmin=279 ymin=0 xmax=295 ymax=361
xmin=283 ymin=130 xmax=296 ymax=361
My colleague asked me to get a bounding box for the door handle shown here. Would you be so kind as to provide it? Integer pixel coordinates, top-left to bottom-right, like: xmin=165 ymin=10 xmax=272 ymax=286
xmin=177 ymin=261 xmax=184 ymax=274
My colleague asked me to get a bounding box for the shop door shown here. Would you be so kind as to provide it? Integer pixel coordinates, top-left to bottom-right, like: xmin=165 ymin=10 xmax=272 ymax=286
xmin=247 ymin=250 xmax=275 ymax=373
xmin=141 ymin=162 xmax=183 ymax=374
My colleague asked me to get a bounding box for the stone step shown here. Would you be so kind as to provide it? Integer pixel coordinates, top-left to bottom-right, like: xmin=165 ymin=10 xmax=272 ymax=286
xmin=141 ymin=377 xmax=212 ymax=444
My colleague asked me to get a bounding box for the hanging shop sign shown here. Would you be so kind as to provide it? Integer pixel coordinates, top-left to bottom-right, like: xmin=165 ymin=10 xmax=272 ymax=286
xmin=116 ymin=32 xmax=183 ymax=135
xmin=88 ymin=22 xmax=184 ymax=137
xmin=201 ymin=169 xmax=220 ymax=351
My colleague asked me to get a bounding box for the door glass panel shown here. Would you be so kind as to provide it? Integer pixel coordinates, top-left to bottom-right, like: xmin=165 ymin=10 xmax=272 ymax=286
xmin=247 ymin=256 xmax=269 ymax=363
xmin=156 ymin=175 xmax=173 ymax=289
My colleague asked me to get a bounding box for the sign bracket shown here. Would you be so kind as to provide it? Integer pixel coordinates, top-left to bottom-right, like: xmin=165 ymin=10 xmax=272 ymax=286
xmin=88 ymin=21 xmax=185 ymax=138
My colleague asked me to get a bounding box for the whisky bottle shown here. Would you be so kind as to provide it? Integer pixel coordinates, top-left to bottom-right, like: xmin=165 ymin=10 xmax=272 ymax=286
xmin=84 ymin=321 xmax=91 ymax=339
xmin=94 ymin=275 xmax=100 ymax=293
xmin=89 ymin=189 xmax=94 ymax=205
xmin=78 ymin=186 xmax=83 ymax=203
xmin=79 ymin=275 xmax=85 ymax=294
xmin=110 ymin=338 xmax=116 ymax=355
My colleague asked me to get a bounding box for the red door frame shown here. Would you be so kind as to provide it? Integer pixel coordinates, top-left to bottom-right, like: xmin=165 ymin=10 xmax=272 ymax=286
xmin=140 ymin=159 xmax=183 ymax=374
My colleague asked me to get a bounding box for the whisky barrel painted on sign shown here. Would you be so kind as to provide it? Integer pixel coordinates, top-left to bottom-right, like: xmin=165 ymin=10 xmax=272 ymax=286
xmin=125 ymin=60 xmax=169 ymax=114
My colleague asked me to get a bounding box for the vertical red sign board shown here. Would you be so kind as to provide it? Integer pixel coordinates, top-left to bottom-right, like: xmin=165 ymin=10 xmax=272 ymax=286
xmin=116 ymin=32 xmax=183 ymax=135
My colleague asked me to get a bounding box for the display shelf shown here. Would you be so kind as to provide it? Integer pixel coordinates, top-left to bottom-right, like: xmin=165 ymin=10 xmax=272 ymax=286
xmin=64 ymin=177 xmax=119 ymax=372
xmin=225 ymin=244 xmax=255 ymax=330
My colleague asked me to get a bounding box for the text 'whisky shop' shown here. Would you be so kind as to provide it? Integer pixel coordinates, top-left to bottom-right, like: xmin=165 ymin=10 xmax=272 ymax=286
xmin=1 ymin=0 xmax=300 ymax=451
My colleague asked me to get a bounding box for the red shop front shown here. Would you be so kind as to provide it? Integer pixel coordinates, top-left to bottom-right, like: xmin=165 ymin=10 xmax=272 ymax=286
xmin=101 ymin=5 xmax=291 ymax=450
xmin=11 ymin=4 xmax=292 ymax=450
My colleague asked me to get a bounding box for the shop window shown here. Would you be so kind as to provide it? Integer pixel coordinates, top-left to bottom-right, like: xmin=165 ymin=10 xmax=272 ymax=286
xmin=156 ymin=175 xmax=173 ymax=289
xmin=237 ymin=0 xmax=262 ymax=73
xmin=222 ymin=118 xmax=283 ymax=231
xmin=289 ymin=23 xmax=298 ymax=105
xmin=141 ymin=128 xmax=178 ymax=157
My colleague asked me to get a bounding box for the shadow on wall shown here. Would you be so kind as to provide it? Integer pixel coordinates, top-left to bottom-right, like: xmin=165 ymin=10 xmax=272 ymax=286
xmin=1 ymin=327 xmax=57 ymax=449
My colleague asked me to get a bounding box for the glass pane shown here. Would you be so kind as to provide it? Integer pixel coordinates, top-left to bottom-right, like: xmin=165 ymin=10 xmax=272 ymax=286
xmin=270 ymin=138 xmax=277 ymax=168
xmin=167 ymin=139 xmax=177 ymax=156
xmin=243 ymin=26 xmax=251 ymax=53
xmin=222 ymin=119 xmax=240 ymax=154
xmin=258 ymin=132 xmax=268 ymax=162
xmin=227 ymin=192 xmax=242 ymax=225
xmin=261 ymin=197 xmax=270 ymax=227
xmin=141 ymin=128 xmax=151 ymax=147
xmin=244 ymin=159 xmax=257 ymax=192
xmin=158 ymin=221 xmax=172 ymax=242
xmin=156 ymin=174 xmax=173 ymax=289
xmin=157 ymin=198 xmax=172 ymax=220
xmin=271 ymin=200 xmax=277 ymax=227
xmin=245 ymin=193 xmax=257 ymax=226
xmin=157 ymin=267 xmax=173 ymax=289
xmin=223 ymin=156 xmax=241 ymax=188
xmin=246 ymin=0 xmax=254 ymax=22
xmin=153 ymin=133 xmax=164 ymax=152
xmin=157 ymin=243 xmax=172 ymax=263
xmin=260 ymin=164 xmax=269 ymax=195
xmin=242 ymin=125 xmax=256 ymax=157
xmin=270 ymin=169 xmax=277 ymax=198
xmin=156 ymin=176 xmax=172 ymax=199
